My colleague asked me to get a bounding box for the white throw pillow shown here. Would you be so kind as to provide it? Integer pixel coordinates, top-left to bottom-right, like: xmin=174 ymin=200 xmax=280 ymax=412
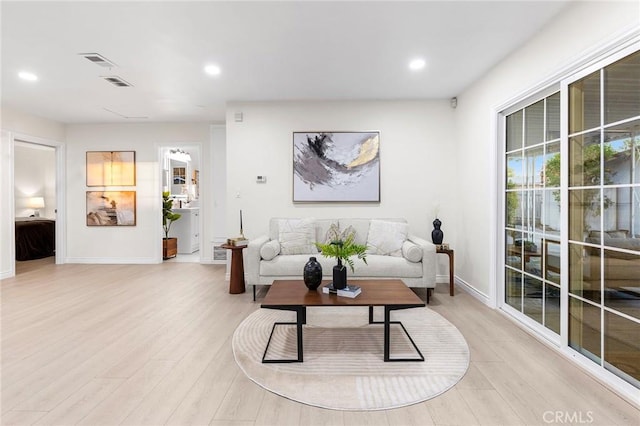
xmin=260 ymin=239 xmax=281 ymax=260
xmin=366 ymin=220 xmax=408 ymax=257
xmin=402 ymin=240 xmax=423 ymax=263
xmin=279 ymin=218 xmax=317 ymax=255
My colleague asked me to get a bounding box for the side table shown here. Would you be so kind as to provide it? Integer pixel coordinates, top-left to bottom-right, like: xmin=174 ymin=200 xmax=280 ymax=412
xmin=221 ymin=244 xmax=246 ymax=294
xmin=436 ymin=247 xmax=455 ymax=296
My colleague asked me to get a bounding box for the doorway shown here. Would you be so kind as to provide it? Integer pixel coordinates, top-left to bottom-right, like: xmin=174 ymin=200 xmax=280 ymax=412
xmin=160 ymin=144 xmax=202 ymax=263
xmin=13 ymin=136 xmax=64 ymax=273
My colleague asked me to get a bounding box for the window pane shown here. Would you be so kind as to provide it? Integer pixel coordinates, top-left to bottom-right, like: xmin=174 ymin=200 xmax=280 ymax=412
xmin=569 ymin=188 xmax=602 ymax=242
xmin=542 ymin=190 xmax=561 ymax=235
xmin=602 ymin=187 xmax=640 ymax=245
xmin=506 ymin=110 xmax=523 ymax=152
xmin=570 ymin=70 xmax=601 ymax=134
xmin=506 ymin=152 xmax=523 ymax=189
xmin=569 ymin=131 xmax=602 ymax=187
xmin=569 ymin=242 xmax=601 ymax=303
xmin=525 ymin=100 xmax=544 ymax=147
xmin=604 ymin=119 xmax=640 ymax=185
xmin=544 ymin=142 xmax=561 ymax=188
xmin=569 ymin=296 xmax=602 ymax=363
xmin=604 ymin=248 xmax=640 ymax=320
xmin=604 ymin=311 xmax=640 ymax=385
xmin=544 ymin=239 xmax=561 ymax=285
xmin=506 ymin=268 xmax=522 ymax=310
xmin=524 ymin=146 xmax=545 ymax=188
xmin=545 ymin=283 xmax=561 ymax=334
xmin=546 ymin=92 xmax=560 ymax=141
xmin=604 ymin=50 xmax=640 ymax=126
xmin=524 ymin=276 xmax=543 ymax=323
xmin=505 ymin=191 xmax=522 ymax=229
xmin=506 ymin=231 xmax=523 ymax=269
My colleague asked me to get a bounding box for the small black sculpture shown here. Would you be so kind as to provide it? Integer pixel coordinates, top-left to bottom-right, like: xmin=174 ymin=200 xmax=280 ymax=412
xmin=431 ymin=218 xmax=444 ymax=245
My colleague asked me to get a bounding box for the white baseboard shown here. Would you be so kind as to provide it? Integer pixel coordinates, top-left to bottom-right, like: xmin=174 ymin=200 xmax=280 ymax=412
xmin=436 ymin=273 xmax=449 ymax=284
xmin=65 ymin=257 xmax=158 ymax=264
xmin=0 ymin=269 xmax=15 ymax=280
xmin=453 ymin=276 xmax=491 ymax=306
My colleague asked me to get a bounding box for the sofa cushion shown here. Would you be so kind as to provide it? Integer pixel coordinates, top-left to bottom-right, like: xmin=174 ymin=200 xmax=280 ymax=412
xmin=366 ymin=219 xmax=408 ymax=257
xmin=259 ymin=254 xmax=422 ymax=278
xmin=278 ymin=218 xmax=317 ymax=255
xmin=402 ymin=240 xmax=423 ymax=262
xmin=261 ymin=254 xmax=332 ymax=276
xmin=349 ymin=255 xmax=422 ymax=278
xmin=260 ymin=239 xmax=281 ymax=260
xmin=269 ymin=218 xmax=338 ymax=250
xmin=338 ymin=219 xmax=371 ymax=246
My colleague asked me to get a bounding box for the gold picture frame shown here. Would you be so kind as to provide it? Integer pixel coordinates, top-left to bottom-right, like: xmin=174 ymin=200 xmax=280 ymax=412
xmin=86 ymin=151 xmax=136 ymax=186
xmin=86 ymin=191 xmax=136 ymax=226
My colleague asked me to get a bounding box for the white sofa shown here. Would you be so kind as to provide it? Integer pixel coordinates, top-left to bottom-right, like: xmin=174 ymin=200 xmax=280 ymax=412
xmin=244 ymin=218 xmax=437 ymax=302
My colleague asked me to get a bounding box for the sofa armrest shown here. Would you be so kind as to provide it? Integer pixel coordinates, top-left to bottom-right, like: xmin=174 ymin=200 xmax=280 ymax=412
xmin=408 ymin=234 xmax=437 ymax=287
xmin=244 ymin=235 xmax=270 ymax=285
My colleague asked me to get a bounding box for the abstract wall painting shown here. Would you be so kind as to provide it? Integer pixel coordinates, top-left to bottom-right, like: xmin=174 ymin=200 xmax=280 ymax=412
xmin=86 ymin=191 xmax=136 ymax=226
xmin=293 ymin=131 xmax=380 ymax=202
xmin=86 ymin=151 xmax=136 ymax=186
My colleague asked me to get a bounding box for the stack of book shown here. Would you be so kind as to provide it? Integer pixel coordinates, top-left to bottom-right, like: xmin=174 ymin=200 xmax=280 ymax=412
xmin=226 ymin=237 xmax=249 ymax=247
xmin=322 ymin=283 xmax=361 ymax=298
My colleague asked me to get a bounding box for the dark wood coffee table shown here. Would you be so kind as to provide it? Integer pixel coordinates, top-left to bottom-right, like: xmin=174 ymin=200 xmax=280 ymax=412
xmin=260 ymin=279 xmax=425 ymax=363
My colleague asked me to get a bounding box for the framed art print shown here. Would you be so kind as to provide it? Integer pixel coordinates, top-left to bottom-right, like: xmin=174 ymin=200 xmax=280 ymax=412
xmin=293 ymin=131 xmax=380 ymax=202
xmin=86 ymin=191 xmax=136 ymax=226
xmin=86 ymin=151 xmax=136 ymax=186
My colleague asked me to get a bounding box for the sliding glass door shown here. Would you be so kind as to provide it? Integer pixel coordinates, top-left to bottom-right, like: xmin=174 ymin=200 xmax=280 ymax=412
xmin=502 ymin=48 xmax=639 ymax=391
xmin=567 ymin=50 xmax=640 ymax=388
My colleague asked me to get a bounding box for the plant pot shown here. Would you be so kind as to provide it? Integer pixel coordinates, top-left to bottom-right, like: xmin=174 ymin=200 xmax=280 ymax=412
xmin=163 ymin=237 xmax=177 ymax=259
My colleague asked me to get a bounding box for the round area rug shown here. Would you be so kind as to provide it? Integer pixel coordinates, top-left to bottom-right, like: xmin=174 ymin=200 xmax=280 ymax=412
xmin=232 ymin=306 xmax=469 ymax=411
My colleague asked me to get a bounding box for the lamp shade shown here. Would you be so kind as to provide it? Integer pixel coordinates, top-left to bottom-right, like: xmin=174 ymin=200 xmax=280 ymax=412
xmin=27 ymin=197 xmax=45 ymax=209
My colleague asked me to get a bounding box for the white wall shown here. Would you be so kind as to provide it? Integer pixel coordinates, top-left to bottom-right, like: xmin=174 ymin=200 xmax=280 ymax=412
xmin=455 ymin=0 xmax=640 ymax=299
xmin=225 ymin=100 xmax=457 ymax=260
xmin=64 ymin=123 xmax=211 ymax=263
xmin=14 ymin=143 xmax=56 ymax=218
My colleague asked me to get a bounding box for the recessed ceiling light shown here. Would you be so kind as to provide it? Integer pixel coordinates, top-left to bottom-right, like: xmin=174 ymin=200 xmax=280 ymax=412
xmin=18 ymin=71 xmax=38 ymax=81
xmin=409 ymin=59 xmax=426 ymax=71
xmin=204 ymin=64 xmax=221 ymax=76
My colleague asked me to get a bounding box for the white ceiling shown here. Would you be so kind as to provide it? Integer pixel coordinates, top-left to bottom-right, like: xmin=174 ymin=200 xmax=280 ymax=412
xmin=1 ymin=1 xmax=571 ymax=124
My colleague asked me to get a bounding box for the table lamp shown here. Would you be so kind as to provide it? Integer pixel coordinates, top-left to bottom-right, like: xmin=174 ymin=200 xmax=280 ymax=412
xmin=27 ymin=196 xmax=45 ymax=217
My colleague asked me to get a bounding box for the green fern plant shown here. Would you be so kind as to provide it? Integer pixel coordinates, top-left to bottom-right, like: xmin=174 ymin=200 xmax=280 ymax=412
xmin=315 ymin=233 xmax=367 ymax=272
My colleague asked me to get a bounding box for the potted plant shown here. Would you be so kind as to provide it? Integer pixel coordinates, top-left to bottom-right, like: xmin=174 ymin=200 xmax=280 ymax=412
xmin=315 ymin=233 xmax=367 ymax=289
xmin=162 ymin=191 xmax=181 ymax=259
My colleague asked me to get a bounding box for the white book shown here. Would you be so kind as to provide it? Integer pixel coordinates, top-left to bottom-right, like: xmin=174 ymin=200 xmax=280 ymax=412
xmin=322 ymin=283 xmax=361 ymax=298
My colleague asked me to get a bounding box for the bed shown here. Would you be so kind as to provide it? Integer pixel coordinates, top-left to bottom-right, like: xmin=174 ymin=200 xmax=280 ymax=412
xmin=15 ymin=217 xmax=55 ymax=261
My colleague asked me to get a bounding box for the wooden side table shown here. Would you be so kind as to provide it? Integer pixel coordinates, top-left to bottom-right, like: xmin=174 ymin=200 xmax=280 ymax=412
xmin=436 ymin=247 xmax=455 ymax=296
xmin=222 ymin=244 xmax=246 ymax=294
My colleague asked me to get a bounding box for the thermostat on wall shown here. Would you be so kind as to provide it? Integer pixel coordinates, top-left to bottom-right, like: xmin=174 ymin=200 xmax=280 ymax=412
xmin=256 ymin=175 xmax=267 ymax=183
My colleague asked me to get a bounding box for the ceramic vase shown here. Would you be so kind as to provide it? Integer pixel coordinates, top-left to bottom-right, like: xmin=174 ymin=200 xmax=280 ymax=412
xmin=303 ymin=256 xmax=323 ymax=290
xmin=431 ymin=218 xmax=444 ymax=245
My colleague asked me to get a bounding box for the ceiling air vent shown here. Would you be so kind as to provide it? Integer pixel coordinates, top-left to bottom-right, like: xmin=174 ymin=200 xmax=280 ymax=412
xmin=79 ymin=52 xmax=118 ymax=68
xmin=101 ymin=76 xmax=133 ymax=87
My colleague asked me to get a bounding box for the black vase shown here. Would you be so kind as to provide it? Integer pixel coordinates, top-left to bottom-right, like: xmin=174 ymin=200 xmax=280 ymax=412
xmin=431 ymin=218 xmax=444 ymax=245
xmin=332 ymin=259 xmax=347 ymax=290
xmin=303 ymin=257 xmax=323 ymax=290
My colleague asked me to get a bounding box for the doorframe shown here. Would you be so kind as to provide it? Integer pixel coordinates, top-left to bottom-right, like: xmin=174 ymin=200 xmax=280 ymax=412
xmin=157 ymin=142 xmax=203 ymax=263
xmin=11 ymin=132 xmax=66 ymax=270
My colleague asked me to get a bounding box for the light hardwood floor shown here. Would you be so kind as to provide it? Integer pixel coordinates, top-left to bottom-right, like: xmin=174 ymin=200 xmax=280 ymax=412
xmin=2 ymin=258 xmax=639 ymax=426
